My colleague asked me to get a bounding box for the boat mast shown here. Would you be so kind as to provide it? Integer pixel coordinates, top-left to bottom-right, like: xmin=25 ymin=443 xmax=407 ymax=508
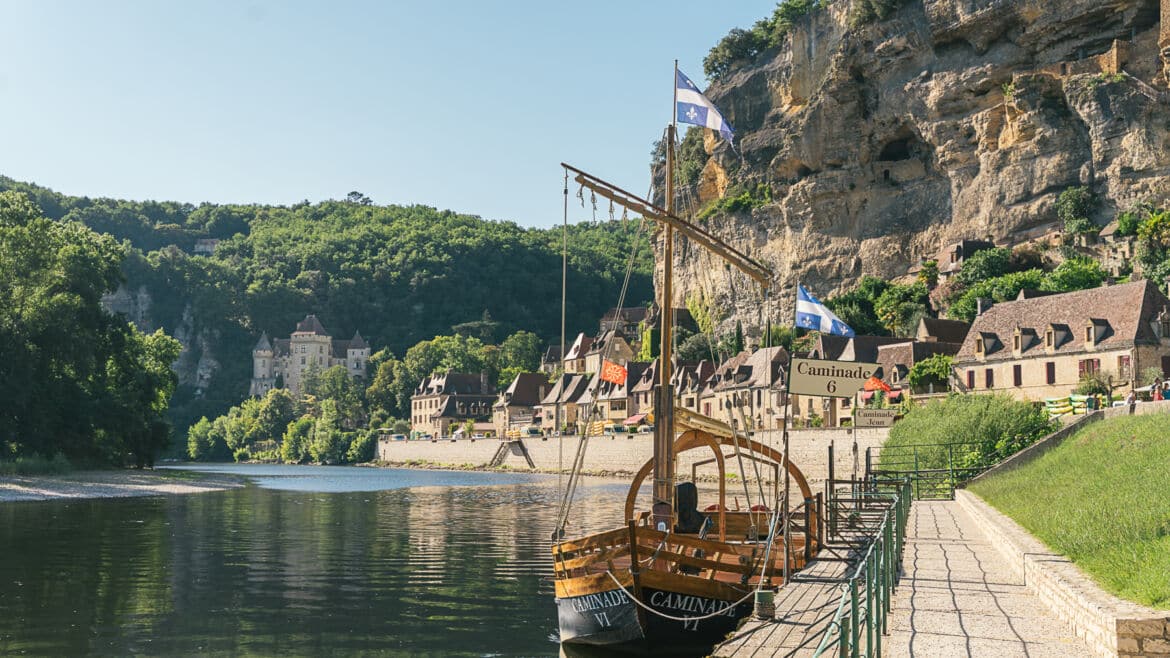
xmin=651 ymin=61 xmax=679 ymax=530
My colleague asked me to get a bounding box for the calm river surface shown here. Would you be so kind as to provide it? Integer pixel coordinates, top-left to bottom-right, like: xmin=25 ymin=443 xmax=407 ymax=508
xmin=0 ymin=464 xmax=642 ymax=657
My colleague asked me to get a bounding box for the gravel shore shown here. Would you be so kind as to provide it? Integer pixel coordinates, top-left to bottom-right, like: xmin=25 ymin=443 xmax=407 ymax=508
xmin=0 ymin=469 xmax=247 ymax=502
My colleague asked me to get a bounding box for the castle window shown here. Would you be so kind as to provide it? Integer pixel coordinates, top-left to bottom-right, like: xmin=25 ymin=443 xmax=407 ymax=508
xmin=1085 ymin=326 xmax=1094 ymax=344
xmin=975 ymin=337 xmax=984 ymax=355
xmin=966 ymin=370 xmax=975 ymax=390
xmin=1013 ymin=334 xmax=1020 ymax=351
xmin=300 ymin=357 xmax=305 ymax=366
xmin=1045 ymin=329 xmax=1054 ymax=349
xmin=1161 ymin=316 xmax=1170 ymax=338
xmin=985 ymin=369 xmax=994 ymax=388
xmin=1078 ymin=359 xmax=1100 ymax=378
xmin=1013 ymin=365 xmax=1022 ymax=387
xmin=1046 ymin=362 xmax=1056 ymax=384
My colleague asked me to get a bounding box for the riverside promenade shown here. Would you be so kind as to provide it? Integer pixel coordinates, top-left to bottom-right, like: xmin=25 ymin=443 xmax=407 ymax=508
xmin=885 ymin=501 xmax=1092 ymax=657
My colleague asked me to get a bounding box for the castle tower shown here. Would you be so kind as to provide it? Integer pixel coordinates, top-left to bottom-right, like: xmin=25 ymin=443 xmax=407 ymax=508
xmin=346 ymin=331 xmax=370 ymax=378
xmin=287 ymin=314 xmax=333 ymax=394
xmin=249 ymin=333 xmax=275 ymax=396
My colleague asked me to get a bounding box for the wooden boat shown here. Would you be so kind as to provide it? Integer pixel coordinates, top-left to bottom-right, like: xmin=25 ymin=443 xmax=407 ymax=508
xmin=550 ymin=67 xmax=822 ymax=654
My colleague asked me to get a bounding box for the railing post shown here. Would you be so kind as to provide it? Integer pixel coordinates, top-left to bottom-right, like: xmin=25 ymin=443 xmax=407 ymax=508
xmin=828 ymin=442 xmax=837 ymax=538
xmin=839 ymin=612 xmax=849 ymax=658
xmin=865 ymin=553 xmax=874 ymax=655
xmin=804 ymin=498 xmax=813 ymax=562
xmin=850 ymin=578 xmax=860 ymax=658
xmin=913 ymin=447 xmax=919 ymax=500
xmin=865 ymin=446 xmax=872 ymax=483
xmin=815 ymin=492 xmax=824 ymax=551
xmin=947 ymin=444 xmax=955 ymax=499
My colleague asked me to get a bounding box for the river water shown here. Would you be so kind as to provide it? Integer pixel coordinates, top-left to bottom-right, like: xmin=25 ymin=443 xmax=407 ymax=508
xmin=0 ymin=465 xmax=644 ymax=657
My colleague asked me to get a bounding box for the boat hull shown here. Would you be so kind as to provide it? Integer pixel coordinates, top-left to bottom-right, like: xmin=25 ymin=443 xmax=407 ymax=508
xmin=557 ymin=585 xmax=753 ymax=654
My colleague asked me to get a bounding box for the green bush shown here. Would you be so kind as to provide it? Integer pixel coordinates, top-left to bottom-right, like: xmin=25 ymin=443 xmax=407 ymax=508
xmin=704 ymin=0 xmax=820 ymax=80
xmin=882 ymin=394 xmax=1054 ymax=470
xmin=1056 ymin=186 xmax=1097 ymax=235
xmin=0 ymin=453 xmax=72 ymax=476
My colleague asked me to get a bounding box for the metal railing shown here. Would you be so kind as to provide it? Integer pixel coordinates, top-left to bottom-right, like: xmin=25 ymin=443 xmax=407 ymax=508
xmin=867 ymin=441 xmax=1001 ymax=500
xmin=813 ymin=478 xmax=911 ymax=657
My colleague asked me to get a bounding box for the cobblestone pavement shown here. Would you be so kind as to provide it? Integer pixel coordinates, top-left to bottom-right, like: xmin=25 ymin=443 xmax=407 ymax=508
xmin=885 ymin=501 xmax=1094 ymax=658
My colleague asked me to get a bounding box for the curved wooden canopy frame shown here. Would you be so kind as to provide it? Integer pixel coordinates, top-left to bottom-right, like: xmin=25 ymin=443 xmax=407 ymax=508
xmin=623 ymin=429 xmax=814 ymax=541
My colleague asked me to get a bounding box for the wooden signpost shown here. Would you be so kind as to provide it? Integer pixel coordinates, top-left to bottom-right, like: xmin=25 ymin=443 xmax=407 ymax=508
xmin=788 ymin=358 xmax=880 ymax=398
xmin=855 ymin=408 xmax=899 ymax=427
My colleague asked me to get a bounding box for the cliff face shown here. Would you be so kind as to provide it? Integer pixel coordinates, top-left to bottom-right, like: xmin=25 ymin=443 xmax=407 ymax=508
xmin=658 ymin=0 xmax=1170 ymax=329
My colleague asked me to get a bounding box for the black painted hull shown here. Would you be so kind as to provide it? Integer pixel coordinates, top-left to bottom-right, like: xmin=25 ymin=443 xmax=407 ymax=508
xmin=557 ymin=585 xmax=753 ymax=656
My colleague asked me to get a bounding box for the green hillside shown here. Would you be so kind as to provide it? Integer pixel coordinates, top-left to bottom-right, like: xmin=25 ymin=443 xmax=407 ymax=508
xmin=0 ymin=176 xmax=654 ymax=437
xmin=968 ymin=413 xmax=1170 ymax=608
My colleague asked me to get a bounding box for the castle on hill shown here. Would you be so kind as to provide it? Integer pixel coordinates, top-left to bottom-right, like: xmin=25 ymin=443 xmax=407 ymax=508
xmin=250 ymin=314 xmax=370 ymax=396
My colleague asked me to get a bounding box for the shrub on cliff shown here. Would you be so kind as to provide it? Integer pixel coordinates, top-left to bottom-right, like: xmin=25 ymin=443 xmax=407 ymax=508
xmin=704 ymin=0 xmax=820 ymax=80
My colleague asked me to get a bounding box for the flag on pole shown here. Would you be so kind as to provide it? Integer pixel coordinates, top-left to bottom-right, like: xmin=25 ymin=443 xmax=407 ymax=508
xmin=796 ymin=284 xmax=856 ymax=337
xmin=675 ymin=69 xmax=734 ymax=143
xmin=599 ymin=360 xmax=628 ymax=385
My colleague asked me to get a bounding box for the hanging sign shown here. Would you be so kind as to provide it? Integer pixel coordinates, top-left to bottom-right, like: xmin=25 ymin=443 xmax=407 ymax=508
xmin=788 ymin=358 xmax=879 ymax=398
xmin=855 ymin=409 xmax=899 ymax=427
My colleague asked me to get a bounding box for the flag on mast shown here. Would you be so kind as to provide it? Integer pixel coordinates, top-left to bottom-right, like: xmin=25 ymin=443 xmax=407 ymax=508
xmin=675 ymin=69 xmax=734 ymax=143
xmin=796 ymin=284 xmax=856 ymax=337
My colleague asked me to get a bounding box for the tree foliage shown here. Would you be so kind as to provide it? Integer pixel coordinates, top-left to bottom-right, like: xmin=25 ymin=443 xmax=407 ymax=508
xmin=1056 ymin=186 xmax=1098 ymax=235
xmin=0 ymin=191 xmax=182 ymax=466
xmin=704 ymin=0 xmax=820 ymax=80
xmin=906 ymin=354 xmax=953 ymax=389
xmin=884 ymin=394 xmax=1054 ymax=470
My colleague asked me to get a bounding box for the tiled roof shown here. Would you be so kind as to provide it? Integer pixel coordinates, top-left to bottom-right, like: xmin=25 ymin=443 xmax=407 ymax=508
xmin=713 ymin=347 xmax=789 ymax=390
xmin=702 ymin=351 xmax=752 ymax=394
xmin=563 ymin=333 xmax=593 ymax=361
xmin=812 ymin=335 xmax=910 ymax=363
xmin=348 ymin=331 xmax=368 ymax=350
xmin=415 ymin=371 xmax=494 ymax=396
xmin=876 ymin=341 xmax=962 ymax=381
xmin=496 ymin=372 xmax=549 ymax=408
xmin=540 ymin=373 xmax=590 ymax=405
xmin=917 ymin=318 xmax=970 ymax=344
xmin=253 ymin=332 xmax=272 ymax=352
xmin=294 ymin=314 xmax=330 ymax=336
xmin=586 ymin=329 xmax=629 ymax=356
xmin=273 ymin=339 xmax=291 ymax=357
xmin=954 ymin=280 xmax=1170 ymax=362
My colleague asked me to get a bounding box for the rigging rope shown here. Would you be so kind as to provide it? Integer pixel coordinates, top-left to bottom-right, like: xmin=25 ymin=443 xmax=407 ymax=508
xmin=605 ymin=571 xmax=757 ymax=622
xmin=552 ymin=165 xmax=654 ymax=537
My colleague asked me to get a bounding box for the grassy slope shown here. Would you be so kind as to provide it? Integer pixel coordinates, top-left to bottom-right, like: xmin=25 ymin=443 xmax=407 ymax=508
xmin=968 ymin=414 xmax=1170 ymax=608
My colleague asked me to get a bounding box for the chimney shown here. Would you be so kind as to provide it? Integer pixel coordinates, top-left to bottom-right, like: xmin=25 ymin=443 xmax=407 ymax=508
xmin=976 ymin=298 xmax=994 ymax=316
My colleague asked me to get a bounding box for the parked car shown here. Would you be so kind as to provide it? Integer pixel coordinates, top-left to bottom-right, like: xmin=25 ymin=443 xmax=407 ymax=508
xmin=471 ymin=432 xmax=486 ymax=439
xmin=637 ymin=425 xmax=654 ymax=434
xmin=390 ymin=434 xmax=407 ymax=441
xmin=418 ymin=433 xmax=433 ymax=441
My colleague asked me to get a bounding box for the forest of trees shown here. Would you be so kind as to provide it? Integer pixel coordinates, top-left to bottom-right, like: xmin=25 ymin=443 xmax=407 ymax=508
xmin=0 ymin=176 xmax=654 ymax=447
xmin=0 ymin=191 xmax=181 ymax=467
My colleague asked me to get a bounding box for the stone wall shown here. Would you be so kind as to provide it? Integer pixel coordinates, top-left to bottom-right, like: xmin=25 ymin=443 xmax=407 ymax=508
xmin=376 ymin=427 xmax=889 ymax=494
xmin=959 ymin=491 xmax=1170 ymax=657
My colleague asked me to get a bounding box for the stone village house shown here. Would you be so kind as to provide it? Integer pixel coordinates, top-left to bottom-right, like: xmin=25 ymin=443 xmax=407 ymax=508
xmin=628 ymin=358 xmax=716 ymax=423
xmin=410 ymin=371 xmax=497 ymax=437
xmin=952 ymin=279 xmax=1170 ymax=400
xmin=702 ymin=347 xmax=790 ymax=431
xmin=250 ymin=314 xmax=370 ymax=397
xmin=539 ymin=373 xmax=591 ymax=435
xmin=577 ymin=362 xmax=650 ymax=432
xmin=492 ymin=372 xmax=551 ymax=437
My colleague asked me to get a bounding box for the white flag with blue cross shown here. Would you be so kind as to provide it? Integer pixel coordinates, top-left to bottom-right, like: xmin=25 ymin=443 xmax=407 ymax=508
xmin=675 ymin=69 xmax=734 ymax=143
xmin=795 ymin=284 xmax=855 ymax=337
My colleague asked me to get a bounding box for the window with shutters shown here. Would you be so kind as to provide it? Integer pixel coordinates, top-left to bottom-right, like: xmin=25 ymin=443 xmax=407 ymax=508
xmin=1117 ymin=355 xmax=1131 ymax=379
xmin=1046 ymin=362 xmax=1056 ymax=384
xmin=967 ymin=370 xmax=975 ymax=390
xmin=1078 ymin=359 xmax=1100 ymax=378
xmin=985 ymin=369 xmax=994 ymax=388
xmin=1013 ymin=364 xmax=1022 ymax=387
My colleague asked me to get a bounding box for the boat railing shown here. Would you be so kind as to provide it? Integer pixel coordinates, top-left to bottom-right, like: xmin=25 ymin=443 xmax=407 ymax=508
xmin=551 ymin=517 xmax=813 ymax=588
xmin=812 ymin=478 xmax=911 ymax=658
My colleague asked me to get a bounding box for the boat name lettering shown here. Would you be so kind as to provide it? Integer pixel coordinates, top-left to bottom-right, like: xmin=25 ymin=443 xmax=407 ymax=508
xmin=649 ymin=591 xmax=738 ymax=618
xmin=570 ymin=590 xmax=629 ymax=613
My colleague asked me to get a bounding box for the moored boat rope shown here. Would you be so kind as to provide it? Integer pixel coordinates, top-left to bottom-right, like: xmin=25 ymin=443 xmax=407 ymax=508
xmin=604 ymin=571 xmax=759 ymax=622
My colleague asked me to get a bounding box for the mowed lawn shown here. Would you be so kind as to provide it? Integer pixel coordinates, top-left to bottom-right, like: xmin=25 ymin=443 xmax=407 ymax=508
xmin=968 ymin=413 xmax=1170 ymax=609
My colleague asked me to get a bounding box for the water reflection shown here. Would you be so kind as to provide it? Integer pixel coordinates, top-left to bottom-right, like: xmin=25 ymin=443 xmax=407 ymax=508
xmin=0 ymin=466 xmax=640 ymax=657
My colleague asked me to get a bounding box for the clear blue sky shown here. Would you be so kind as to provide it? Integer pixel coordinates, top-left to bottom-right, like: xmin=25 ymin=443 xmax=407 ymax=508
xmin=0 ymin=1 xmax=774 ymax=228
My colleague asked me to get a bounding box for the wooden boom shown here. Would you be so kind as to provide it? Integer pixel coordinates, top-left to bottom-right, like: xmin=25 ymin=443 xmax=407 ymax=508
xmin=560 ymin=163 xmax=773 ymax=289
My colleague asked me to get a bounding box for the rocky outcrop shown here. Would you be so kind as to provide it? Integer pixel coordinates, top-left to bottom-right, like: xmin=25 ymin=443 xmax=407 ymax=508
xmin=102 ymin=286 xmax=219 ymax=392
xmin=655 ymin=0 xmax=1170 ymax=331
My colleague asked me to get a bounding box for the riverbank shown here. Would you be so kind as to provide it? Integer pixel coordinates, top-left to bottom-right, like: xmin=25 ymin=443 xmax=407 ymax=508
xmin=0 ymin=468 xmax=247 ymax=502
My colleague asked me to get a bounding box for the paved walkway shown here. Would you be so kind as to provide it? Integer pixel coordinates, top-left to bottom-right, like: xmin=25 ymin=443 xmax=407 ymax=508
xmin=713 ymin=556 xmax=851 ymax=657
xmin=885 ymin=501 xmax=1093 ymax=658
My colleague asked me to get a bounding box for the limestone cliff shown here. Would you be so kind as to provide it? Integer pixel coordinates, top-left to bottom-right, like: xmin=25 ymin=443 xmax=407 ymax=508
xmin=101 ymin=285 xmax=220 ymax=391
xmin=656 ymin=0 xmax=1170 ymax=331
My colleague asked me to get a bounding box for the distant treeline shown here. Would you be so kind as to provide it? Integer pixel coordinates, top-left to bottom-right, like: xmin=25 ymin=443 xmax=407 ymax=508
xmin=0 ymin=177 xmax=654 ymax=447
